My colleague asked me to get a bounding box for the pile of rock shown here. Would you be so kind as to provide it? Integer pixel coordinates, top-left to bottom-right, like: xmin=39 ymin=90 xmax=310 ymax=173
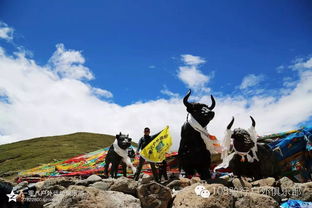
xmin=11 ymin=175 xmax=311 ymax=208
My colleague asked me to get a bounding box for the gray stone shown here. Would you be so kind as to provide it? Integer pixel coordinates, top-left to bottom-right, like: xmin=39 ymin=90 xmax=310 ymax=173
xmin=289 ymin=182 xmax=312 ymax=201
xmin=138 ymin=182 xmax=172 ymax=208
xmin=33 ymin=177 xmax=75 ymax=206
xmin=231 ymin=190 xmax=279 ymax=208
xmin=173 ymin=183 xmax=233 ymax=208
xmin=278 ymin=177 xmax=295 ymax=198
xmin=45 ymin=185 xmax=141 ymax=208
xmin=13 ymin=181 xmax=28 ymax=191
xmin=28 ymin=184 xmax=66 ymax=208
xmin=86 ymin=174 xmax=102 ymax=183
xmin=75 ymin=175 xmax=102 ymax=186
xmin=279 ymin=177 xmax=294 ymax=192
xmin=190 ymin=177 xmax=201 ymax=184
xmin=42 ymin=177 xmax=76 ymax=188
xmin=102 ymin=178 xmax=116 ymax=183
xmin=251 ymin=186 xmax=281 ymax=202
xmin=43 ymin=184 xmax=66 ymax=192
xmin=35 ymin=181 xmax=45 ymax=190
xmin=166 ymin=178 xmax=191 ymax=190
xmin=141 ymin=174 xmax=154 ymax=184
xmin=274 ymin=177 xmax=312 ymax=201
xmin=89 ymin=181 xmax=113 ymax=191
xmin=232 ymin=178 xmax=252 ymax=191
xmin=109 ymin=176 xmax=138 ymax=196
xmin=251 ymin=177 xmax=276 ymax=187
xmin=75 ymin=179 xmax=89 ymax=186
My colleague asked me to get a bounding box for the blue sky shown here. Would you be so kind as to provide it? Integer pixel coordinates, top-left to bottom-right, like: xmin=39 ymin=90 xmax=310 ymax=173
xmin=0 ymin=0 xmax=312 ymax=148
xmin=1 ymin=0 xmax=311 ymax=104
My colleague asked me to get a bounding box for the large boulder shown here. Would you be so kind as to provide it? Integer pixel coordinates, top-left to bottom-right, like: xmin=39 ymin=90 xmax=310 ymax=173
xmin=173 ymin=183 xmax=233 ymax=208
xmin=251 ymin=177 xmax=276 ymax=187
xmin=276 ymin=177 xmax=312 ymax=201
xmin=44 ymin=185 xmax=141 ymax=208
xmin=190 ymin=177 xmax=201 ymax=184
xmin=206 ymin=178 xmax=233 ymax=188
xmin=41 ymin=177 xmax=76 ymax=188
xmin=109 ymin=176 xmax=138 ymax=196
xmin=251 ymin=186 xmax=281 ymax=202
xmin=166 ymin=178 xmax=191 ymax=190
xmin=232 ymin=178 xmax=252 ymax=190
xmin=289 ymin=182 xmax=312 ymax=201
xmin=278 ymin=177 xmax=294 ymax=196
xmin=141 ymin=174 xmax=154 ymax=184
xmin=76 ymin=174 xmax=102 ymax=186
xmin=27 ymin=182 xmax=67 ymax=208
xmin=30 ymin=177 xmax=74 ymax=207
xmin=13 ymin=181 xmax=28 ymax=191
xmin=86 ymin=174 xmax=102 ymax=183
xmin=231 ymin=190 xmax=279 ymax=208
xmin=89 ymin=181 xmax=114 ymax=191
xmin=137 ymin=182 xmax=172 ymax=208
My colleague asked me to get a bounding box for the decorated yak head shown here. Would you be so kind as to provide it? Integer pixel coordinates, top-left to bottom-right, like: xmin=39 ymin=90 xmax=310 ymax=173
xmin=225 ymin=116 xmax=257 ymax=154
xmin=183 ymin=89 xmax=216 ymax=127
xmin=217 ymin=116 xmax=281 ymax=179
xmin=116 ymin=132 xmax=132 ymax=150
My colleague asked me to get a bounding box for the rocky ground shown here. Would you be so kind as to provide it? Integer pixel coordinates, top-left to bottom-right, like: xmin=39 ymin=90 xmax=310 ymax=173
xmin=6 ymin=175 xmax=312 ymax=208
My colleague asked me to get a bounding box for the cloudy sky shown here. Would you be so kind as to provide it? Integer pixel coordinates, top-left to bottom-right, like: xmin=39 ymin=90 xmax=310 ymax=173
xmin=0 ymin=0 xmax=312 ymax=150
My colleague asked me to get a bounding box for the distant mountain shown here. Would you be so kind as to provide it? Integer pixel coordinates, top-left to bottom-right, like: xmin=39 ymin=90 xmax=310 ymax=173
xmin=0 ymin=132 xmax=137 ymax=181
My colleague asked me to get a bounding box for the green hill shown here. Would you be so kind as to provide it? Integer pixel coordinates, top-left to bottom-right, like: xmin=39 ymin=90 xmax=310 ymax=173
xmin=0 ymin=132 xmax=137 ymax=181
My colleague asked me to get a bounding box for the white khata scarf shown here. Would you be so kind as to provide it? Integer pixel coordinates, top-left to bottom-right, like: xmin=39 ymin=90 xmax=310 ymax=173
xmin=113 ymin=140 xmax=137 ymax=173
xmin=187 ymin=114 xmax=222 ymax=154
xmin=215 ymin=126 xmax=259 ymax=171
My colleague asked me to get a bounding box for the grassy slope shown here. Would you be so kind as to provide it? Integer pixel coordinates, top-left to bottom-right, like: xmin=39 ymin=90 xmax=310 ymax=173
xmin=0 ymin=132 xmax=137 ymax=180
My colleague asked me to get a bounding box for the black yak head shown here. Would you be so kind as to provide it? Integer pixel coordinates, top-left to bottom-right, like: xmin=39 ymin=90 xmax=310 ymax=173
xmin=183 ymin=89 xmax=216 ymax=127
xmin=116 ymin=132 xmax=132 ymax=150
xmin=226 ymin=116 xmax=256 ymax=153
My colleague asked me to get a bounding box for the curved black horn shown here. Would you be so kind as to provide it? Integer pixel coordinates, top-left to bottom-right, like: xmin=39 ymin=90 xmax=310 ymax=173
xmin=250 ymin=116 xmax=256 ymax=127
xmin=208 ymin=95 xmax=216 ymax=110
xmin=183 ymin=89 xmax=192 ymax=108
xmin=227 ymin=117 xmax=234 ymax=129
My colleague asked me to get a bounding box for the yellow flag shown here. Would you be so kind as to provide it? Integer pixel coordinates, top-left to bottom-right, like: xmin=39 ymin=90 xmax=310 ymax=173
xmin=139 ymin=126 xmax=173 ymax=162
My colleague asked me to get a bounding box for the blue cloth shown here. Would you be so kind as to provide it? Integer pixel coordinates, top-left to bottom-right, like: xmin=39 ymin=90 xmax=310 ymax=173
xmin=302 ymin=127 xmax=312 ymax=151
xmin=280 ymin=199 xmax=312 ymax=208
xmin=268 ymin=127 xmax=312 ymax=160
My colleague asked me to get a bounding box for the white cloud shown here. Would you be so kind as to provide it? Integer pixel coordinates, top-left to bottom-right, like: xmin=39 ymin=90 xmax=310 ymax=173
xmin=178 ymin=66 xmax=211 ymax=92
xmin=282 ymin=77 xmax=297 ymax=88
xmin=0 ymin=43 xmax=312 ymax=152
xmin=181 ymin=54 xmax=205 ymax=65
xmin=239 ymin=74 xmax=264 ymax=90
xmin=0 ymin=22 xmax=14 ymax=41
xmin=291 ymin=57 xmax=312 ymax=70
xmin=160 ymin=87 xmax=179 ymax=98
xmin=178 ymin=54 xmax=211 ymax=92
xmin=92 ymin=88 xmax=113 ymax=98
xmin=48 ymin=44 xmax=94 ymax=80
xmin=276 ymin=65 xmax=285 ymax=73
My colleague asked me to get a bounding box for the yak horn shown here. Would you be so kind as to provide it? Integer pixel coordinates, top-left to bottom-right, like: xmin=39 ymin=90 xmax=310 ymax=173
xmin=208 ymin=95 xmax=216 ymax=110
xmin=227 ymin=117 xmax=234 ymax=129
xmin=250 ymin=116 xmax=256 ymax=127
xmin=183 ymin=89 xmax=192 ymax=108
